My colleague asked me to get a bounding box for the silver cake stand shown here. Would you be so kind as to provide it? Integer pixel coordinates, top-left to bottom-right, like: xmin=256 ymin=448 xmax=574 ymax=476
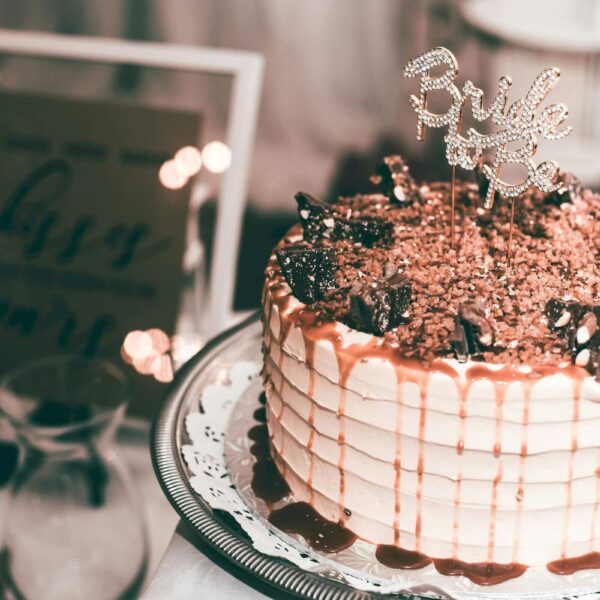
xmin=151 ymin=312 xmax=428 ymax=599
xmin=151 ymin=312 xmax=600 ymax=600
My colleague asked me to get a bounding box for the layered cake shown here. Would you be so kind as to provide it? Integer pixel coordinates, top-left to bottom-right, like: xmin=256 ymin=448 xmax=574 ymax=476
xmin=260 ymin=156 xmax=600 ymax=584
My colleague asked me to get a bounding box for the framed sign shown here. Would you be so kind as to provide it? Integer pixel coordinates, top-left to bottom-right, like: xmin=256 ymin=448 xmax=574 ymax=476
xmin=0 ymin=30 xmax=264 ymax=415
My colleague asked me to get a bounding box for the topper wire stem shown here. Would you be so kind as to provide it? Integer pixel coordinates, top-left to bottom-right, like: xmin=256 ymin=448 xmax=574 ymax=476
xmin=507 ymin=196 xmax=516 ymax=266
xmin=451 ymin=165 xmax=457 ymax=248
xmin=488 ymin=149 xmax=504 ymax=209
xmin=450 ymin=106 xmax=464 ymax=249
xmin=417 ymin=92 xmax=428 ymax=141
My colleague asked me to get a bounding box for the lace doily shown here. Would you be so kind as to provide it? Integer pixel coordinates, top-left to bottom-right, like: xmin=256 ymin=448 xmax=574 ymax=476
xmin=181 ymin=360 xmax=600 ymax=600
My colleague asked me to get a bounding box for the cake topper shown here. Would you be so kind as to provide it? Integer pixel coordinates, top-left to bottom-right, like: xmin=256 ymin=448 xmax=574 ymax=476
xmin=403 ymin=47 xmax=572 ymax=259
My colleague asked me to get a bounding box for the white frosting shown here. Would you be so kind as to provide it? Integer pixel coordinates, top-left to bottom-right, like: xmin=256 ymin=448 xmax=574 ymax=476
xmin=262 ymin=274 xmax=600 ymax=567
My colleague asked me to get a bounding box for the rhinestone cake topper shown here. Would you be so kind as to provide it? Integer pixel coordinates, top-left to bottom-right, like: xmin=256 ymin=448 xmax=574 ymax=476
xmin=403 ymin=47 xmax=572 ymax=209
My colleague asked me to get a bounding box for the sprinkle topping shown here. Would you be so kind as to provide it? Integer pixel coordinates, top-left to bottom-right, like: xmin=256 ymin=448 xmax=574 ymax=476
xmin=274 ymin=169 xmax=600 ymax=365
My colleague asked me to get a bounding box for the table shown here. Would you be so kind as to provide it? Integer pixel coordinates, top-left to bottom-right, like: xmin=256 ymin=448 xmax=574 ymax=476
xmin=141 ymin=521 xmax=298 ymax=600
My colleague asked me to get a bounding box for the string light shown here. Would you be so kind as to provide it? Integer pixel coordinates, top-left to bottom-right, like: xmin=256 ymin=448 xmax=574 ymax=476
xmin=171 ymin=333 xmax=203 ymax=364
xmin=158 ymin=159 xmax=188 ymax=190
xmin=122 ymin=330 xmax=153 ymax=361
xmin=121 ymin=328 xmax=176 ymax=383
xmin=202 ymin=141 xmax=231 ymax=174
xmin=174 ymin=146 xmax=203 ymax=177
xmin=151 ymin=354 xmax=173 ymax=383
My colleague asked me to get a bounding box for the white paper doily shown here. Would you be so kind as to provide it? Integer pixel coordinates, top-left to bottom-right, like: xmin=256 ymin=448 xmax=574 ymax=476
xmin=181 ymin=359 xmax=600 ymax=600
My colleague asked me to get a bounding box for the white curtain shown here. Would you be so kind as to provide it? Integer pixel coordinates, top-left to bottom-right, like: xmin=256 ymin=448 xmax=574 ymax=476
xmin=0 ymin=0 xmax=444 ymax=209
xmin=1 ymin=1 xmax=598 ymax=204
xmin=153 ymin=0 xmax=430 ymax=209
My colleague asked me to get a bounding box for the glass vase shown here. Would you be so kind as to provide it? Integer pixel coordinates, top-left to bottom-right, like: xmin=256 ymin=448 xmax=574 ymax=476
xmin=0 ymin=356 xmax=148 ymax=600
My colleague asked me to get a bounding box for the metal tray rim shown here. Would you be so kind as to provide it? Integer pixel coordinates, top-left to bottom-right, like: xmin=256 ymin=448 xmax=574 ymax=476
xmin=150 ymin=312 xmax=394 ymax=600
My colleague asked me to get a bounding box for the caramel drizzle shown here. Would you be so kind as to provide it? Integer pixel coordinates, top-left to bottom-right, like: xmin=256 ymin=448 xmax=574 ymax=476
xmin=591 ymin=448 xmax=600 ymax=552
xmin=306 ymin=399 xmax=316 ymax=502
xmin=452 ymin=376 xmax=474 ymax=558
xmin=486 ymin=384 xmax=506 ymax=562
xmin=335 ymin=351 xmax=358 ymax=525
xmin=512 ymin=381 xmax=531 ymax=563
xmin=265 ymin=264 xmax=590 ymax=391
xmin=264 ymin=261 xmax=593 ymax=561
xmin=562 ymin=377 xmax=582 ymax=558
xmin=548 ymin=551 xmax=600 ymax=575
xmin=415 ymin=375 xmax=429 ymax=550
xmin=337 ymin=388 xmax=348 ymax=523
xmin=492 ymin=384 xmax=507 ymax=459
xmin=260 ymin=288 xmax=272 ymax=368
xmin=258 ymin=410 xmax=529 ymax=585
xmin=451 ymin=474 xmax=463 ymax=558
xmin=304 ymin=336 xmax=317 ymax=504
xmin=393 ymin=373 xmax=405 ymax=545
xmin=488 ymin=463 xmax=503 ymax=563
xmin=456 ymin=377 xmax=471 ymax=455
xmin=434 ymin=557 xmax=527 ymax=586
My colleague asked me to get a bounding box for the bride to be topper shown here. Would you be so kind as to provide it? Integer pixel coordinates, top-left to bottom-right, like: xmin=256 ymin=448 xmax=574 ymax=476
xmin=403 ymin=47 xmax=572 ymax=209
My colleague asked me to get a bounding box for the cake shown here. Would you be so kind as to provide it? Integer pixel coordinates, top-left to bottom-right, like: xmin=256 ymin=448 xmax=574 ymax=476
xmin=260 ymin=156 xmax=600 ymax=584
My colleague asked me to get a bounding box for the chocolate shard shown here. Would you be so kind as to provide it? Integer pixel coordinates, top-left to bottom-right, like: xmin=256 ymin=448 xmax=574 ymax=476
xmin=295 ymin=192 xmax=392 ymax=247
xmin=545 ymin=172 xmax=582 ymax=206
xmin=545 ymin=299 xmax=597 ymax=339
xmin=578 ymin=349 xmax=600 ymax=383
xmin=575 ymin=347 xmax=592 ymax=368
xmin=295 ymin=192 xmax=334 ymax=244
xmin=545 ymin=298 xmax=574 ymax=330
xmin=450 ymin=319 xmax=470 ymax=363
xmin=276 ymin=244 xmax=336 ymax=304
xmin=349 ymin=272 xmax=411 ymax=336
xmin=577 ymin=312 xmax=598 ymax=346
xmin=545 ymin=299 xmax=600 ymax=376
xmin=371 ymin=155 xmax=420 ymax=204
xmin=452 ymin=301 xmax=495 ymax=360
xmin=342 ymin=216 xmax=394 ymax=247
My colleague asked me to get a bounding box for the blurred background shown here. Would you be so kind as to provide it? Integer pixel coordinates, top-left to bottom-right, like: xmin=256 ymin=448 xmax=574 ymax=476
xmin=1 ymin=0 xmax=599 ymax=312
xmin=0 ymin=1 xmax=598 ymax=597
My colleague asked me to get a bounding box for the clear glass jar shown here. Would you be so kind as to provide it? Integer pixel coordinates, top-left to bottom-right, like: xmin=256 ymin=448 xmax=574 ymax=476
xmin=0 ymin=356 xmax=148 ymax=600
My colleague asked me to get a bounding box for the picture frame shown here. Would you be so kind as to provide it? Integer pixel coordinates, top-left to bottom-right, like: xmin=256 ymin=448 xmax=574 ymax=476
xmin=0 ymin=28 xmax=264 ymax=335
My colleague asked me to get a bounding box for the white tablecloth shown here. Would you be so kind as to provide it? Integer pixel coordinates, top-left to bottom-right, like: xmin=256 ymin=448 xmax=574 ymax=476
xmin=141 ymin=521 xmax=297 ymax=600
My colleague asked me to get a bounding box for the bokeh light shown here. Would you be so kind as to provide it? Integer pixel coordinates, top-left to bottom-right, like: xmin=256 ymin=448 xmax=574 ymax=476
xmin=122 ymin=330 xmax=153 ymax=361
xmin=121 ymin=328 xmax=175 ymax=383
xmin=201 ymin=141 xmax=231 ymax=174
xmin=132 ymin=355 xmax=157 ymax=376
xmin=171 ymin=333 xmax=203 ymax=364
xmin=147 ymin=328 xmax=170 ymax=354
xmin=152 ymin=354 xmax=174 ymax=383
xmin=158 ymin=159 xmax=188 ymax=189
xmin=183 ymin=240 xmax=204 ymax=272
xmin=174 ymin=146 xmax=202 ymax=177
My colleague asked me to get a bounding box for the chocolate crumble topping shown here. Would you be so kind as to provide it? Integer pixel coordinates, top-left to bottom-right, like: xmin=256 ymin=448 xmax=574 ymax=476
xmin=270 ymin=159 xmax=600 ymax=366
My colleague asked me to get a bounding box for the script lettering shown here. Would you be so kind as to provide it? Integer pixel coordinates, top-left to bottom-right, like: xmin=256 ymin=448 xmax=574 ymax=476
xmin=403 ymin=47 xmax=572 ymax=208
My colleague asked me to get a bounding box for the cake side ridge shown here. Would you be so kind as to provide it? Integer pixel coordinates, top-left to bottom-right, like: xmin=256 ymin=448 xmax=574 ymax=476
xmin=260 ymin=158 xmax=600 ymax=582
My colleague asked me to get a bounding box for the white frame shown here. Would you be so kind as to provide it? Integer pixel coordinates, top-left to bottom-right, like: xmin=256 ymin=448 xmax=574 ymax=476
xmin=0 ymin=28 xmax=264 ymax=334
